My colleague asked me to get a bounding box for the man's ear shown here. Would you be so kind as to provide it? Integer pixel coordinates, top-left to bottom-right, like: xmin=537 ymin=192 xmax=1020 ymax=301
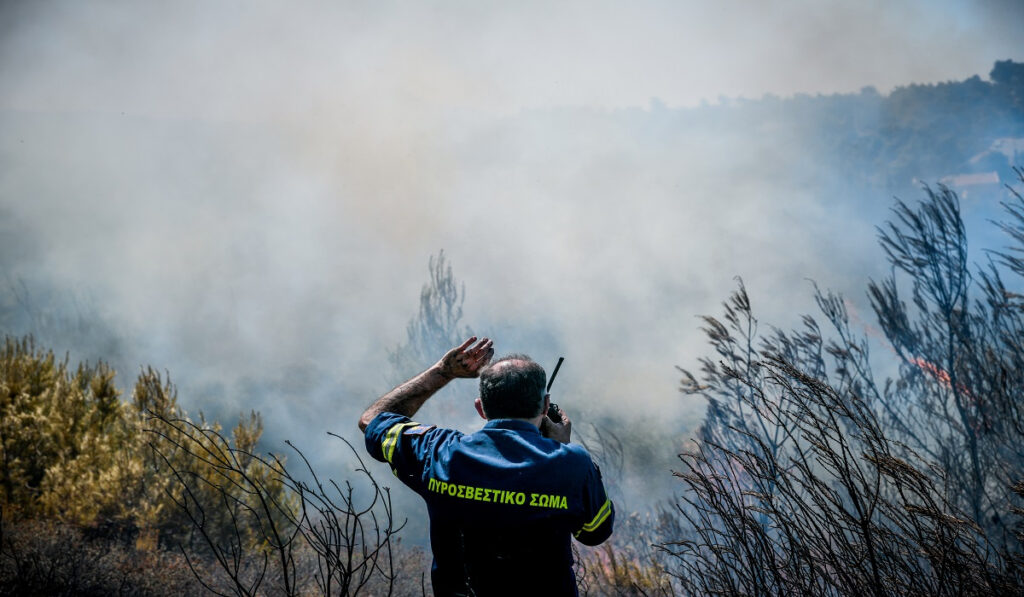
xmin=542 ymin=393 xmax=550 ymax=418
xmin=474 ymin=398 xmax=488 ymax=420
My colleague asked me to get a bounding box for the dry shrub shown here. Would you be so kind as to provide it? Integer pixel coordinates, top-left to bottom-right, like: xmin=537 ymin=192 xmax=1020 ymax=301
xmin=147 ymin=412 xmax=421 ymax=596
xmin=670 ymin=176 xmax=1024 ymax=596
xmin=0 ymin=513 xmax=207 ymax=596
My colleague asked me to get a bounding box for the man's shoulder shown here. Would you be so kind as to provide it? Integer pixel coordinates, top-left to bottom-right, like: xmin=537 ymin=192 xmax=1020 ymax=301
xmin=562 ymin=442 xmax=599 ymax=469
xmin=366 ymin=412 xmax=458 ymax=436
xmin=364 ymin=411 xmax=465 ymax=468
xmin=364 ymin=412 xmax=463 ymax=455
xmin=527 ymin=434 xmax=599 ymax=473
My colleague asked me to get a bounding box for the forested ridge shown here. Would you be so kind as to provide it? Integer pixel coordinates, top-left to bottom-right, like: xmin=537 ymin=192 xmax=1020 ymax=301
xmin=615 ymin=59 xmax=1024 ymax=196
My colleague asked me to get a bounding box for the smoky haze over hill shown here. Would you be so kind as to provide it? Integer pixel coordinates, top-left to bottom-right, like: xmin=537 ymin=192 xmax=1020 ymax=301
xmin=1 ymin=1 xmax=1022 ymax=526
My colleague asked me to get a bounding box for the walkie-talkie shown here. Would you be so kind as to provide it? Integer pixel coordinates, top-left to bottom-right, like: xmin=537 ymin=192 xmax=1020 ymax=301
xmin=546 ymin=357 xmax=565 ymax=423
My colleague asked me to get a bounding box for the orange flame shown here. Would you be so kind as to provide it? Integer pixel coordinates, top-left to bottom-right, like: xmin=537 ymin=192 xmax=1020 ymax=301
xmin=909 ymin=357 xmax=952 ymax=389
xmin=907 ymin=356 xmax=988 ymax=433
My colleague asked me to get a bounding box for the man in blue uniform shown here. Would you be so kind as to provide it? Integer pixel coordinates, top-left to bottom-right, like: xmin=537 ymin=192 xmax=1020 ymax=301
xmin=359 ymin=336 xmax=614 ymax=596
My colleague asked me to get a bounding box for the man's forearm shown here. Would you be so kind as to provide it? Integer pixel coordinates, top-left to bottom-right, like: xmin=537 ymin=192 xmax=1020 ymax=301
xmin=358 ymin=337 xmax=493 ymax=432
xmin=358 ymin=365 xmax=453 ymax=431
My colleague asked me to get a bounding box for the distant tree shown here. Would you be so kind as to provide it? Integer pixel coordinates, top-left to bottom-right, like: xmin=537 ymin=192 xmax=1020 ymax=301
xmin=991 ymin=60 xmax=1024 ymax=89
xmin=387 ymin=250 xmax=472 ymax=385
xmin=992 ymin=60 xmax=1024 ymax=114
xmin=386 ymin=250 xmax=480 ymax=429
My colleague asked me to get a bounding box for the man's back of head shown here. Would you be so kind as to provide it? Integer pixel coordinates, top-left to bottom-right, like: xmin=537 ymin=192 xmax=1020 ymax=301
xmin=478 ymin=354 xmax=546 ymax=419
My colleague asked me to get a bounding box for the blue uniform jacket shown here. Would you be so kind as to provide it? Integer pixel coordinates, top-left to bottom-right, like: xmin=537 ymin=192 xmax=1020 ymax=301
xmin=365 ymin=411 xmax=614 ymax=596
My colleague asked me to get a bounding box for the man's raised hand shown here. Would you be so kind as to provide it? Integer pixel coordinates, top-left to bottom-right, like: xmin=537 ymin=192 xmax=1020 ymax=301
xmin=438 ymin=337 xmax=494 ymax=379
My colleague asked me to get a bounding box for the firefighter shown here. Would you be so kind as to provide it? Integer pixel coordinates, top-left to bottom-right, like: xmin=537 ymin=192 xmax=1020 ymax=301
xmin=360 ymin=336 xmax=614 ymax=596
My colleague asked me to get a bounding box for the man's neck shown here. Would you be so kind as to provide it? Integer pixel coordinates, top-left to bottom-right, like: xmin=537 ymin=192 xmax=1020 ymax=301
xmin=485 ymin=415 xmax=543 ymax=429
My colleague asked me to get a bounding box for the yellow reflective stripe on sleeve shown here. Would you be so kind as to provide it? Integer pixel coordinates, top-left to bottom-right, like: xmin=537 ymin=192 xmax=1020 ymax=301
xmin=382 ymin=422 xmax=420 ymax=464
xmin=577 ymin=498 xmax=612 ymax=535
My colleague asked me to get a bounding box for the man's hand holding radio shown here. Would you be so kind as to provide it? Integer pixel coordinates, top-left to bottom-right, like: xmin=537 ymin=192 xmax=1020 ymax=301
xmin=542 ymin=404 xmax=571 ymax=444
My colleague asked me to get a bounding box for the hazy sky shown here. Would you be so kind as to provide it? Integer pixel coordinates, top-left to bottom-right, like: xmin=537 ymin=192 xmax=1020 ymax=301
xmin=0 ymin=0 xmax=1020 ymax=466
xmin=2 ymin=0 xmax=1021 ymax=115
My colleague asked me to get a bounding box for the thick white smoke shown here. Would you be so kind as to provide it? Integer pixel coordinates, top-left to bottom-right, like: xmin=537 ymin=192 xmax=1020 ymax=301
xmin=0 ymin=0 xmax=1020 ymax=526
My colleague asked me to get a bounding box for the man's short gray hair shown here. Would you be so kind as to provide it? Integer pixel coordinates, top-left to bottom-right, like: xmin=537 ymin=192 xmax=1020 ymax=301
xmin=478 ymin=354 xmax=547 ymax=419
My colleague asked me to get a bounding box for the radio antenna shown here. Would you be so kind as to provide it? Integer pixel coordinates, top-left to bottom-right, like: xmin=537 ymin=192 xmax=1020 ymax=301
xmin=547 ymin=357 xmax=565 ymax=392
